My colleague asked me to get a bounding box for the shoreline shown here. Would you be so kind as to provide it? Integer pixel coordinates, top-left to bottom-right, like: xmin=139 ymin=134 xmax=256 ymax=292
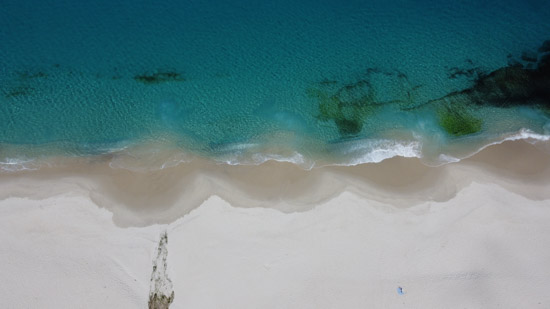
xmin=1 ymin=139 xmax=550 ymax=307
xmin=1 ymin=139 xmax=549 ymax=226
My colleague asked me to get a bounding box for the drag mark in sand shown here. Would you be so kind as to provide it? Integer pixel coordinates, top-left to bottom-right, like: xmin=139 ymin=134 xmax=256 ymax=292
xmin=148 ymin=231 xmax=175 ymax=309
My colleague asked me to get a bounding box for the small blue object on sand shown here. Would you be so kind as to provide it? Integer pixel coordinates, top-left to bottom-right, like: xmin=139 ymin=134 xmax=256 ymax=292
xmin=397 ymin=287 xmax=405 ymax=295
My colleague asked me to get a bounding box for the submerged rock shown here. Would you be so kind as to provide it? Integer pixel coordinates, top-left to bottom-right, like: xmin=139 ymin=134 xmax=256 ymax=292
xmin=521 ymin=50 xmax=538 ymax=63
xmin=424 ymin=40 xmax=550 ymax=137
xmin=538 ymin=40 xmax=550 ymax=53
xmin=135 ymin=70 xmax=186 ymax=84
xmin=539 ymin=53 xmax=550 ymax=72
xmin=436 ymin=54 xmax=550 ymax=109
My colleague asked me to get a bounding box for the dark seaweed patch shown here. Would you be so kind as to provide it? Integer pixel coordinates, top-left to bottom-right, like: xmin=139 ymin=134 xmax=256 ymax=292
xmin=334 ymin=118 xmax=364 ymax=136
xmin=16 ymin=71 xmax=47 ymax=80
xmin=538 ymin=105 xmax=550 ymax=116
xmin=538 ymin=40 xmax=550 ymax=53
xmin=3 ymin=86 xmax=34 ymax=98
xmin=309 ymin=69 xmax=428 ymax=136
xmin=134 ymin=70 xmax=186 ymax=84
xmin=318 ymin=78 xmax=339 ymax=86
xmin=446 ymin=60 xmax=485 ymax=80
xmin=460 ymin=62 xmax=549 ymax=108
xmin=395 ymin=71 xmax=424 ymax=109
xmin=433 ymin=40 xmax=550 ymax=110
xmin=2 ymin=68 xmax=48 ymax=99
xmin=438 ymin=105 xmax=482 ymax=136
xmin=448 ymin=67 xmax=484 ymax=80
xmin=521 ymin=50 xmax=538 ymax=63
xmin=425 ymin=40 xmax=550 ymax=135
xmin=309 ymin=78 xmax=377 ymax=136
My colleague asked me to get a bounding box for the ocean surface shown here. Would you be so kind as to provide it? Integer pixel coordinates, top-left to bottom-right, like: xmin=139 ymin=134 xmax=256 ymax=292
xmin=1 ymin=0 xmax=550 ymax=171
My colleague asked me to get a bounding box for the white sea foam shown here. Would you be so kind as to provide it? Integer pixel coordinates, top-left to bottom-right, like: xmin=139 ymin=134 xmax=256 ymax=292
xmin=326 ymin=139 xmax=423 ymax=166
xmin=458 ymin=129 xmax=550 ymax=160
xmin=218 ymin=144 xmax=315 ymax=169
xmin=108 ymin=147 xmax=195 ymax=172
xmin=1 ymin=129 xmax=550 ymax=173
xmin=348 ymin=141 xmax=422 ymax=165
xmin=504 ymin=129 xmax=550 ymax=142
xmin=249 ymin=151 xmax=314 ymax=169
xmin=437 ymin=154 xmax=461 ymax=164
xmin=0 ymin=158 xmax=40 ymax=173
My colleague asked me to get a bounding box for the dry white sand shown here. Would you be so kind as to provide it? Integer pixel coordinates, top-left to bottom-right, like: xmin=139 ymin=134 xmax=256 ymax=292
xmin=1 ymin=140 xmax=550 ymax=308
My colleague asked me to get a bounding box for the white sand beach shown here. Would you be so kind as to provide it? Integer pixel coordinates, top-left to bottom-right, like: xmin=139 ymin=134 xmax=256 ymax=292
xmin=1 ymin=140 xmax=550 ymax=308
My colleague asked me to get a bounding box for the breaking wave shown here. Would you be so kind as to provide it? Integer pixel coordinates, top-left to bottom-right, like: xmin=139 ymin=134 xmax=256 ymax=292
xmin=2 ymin=129 xmax=549 ymax=173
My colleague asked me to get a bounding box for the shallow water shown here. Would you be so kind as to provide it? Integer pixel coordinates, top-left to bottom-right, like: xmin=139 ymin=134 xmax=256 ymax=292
xmin=1 ymin=0 xmax=550 ymax=171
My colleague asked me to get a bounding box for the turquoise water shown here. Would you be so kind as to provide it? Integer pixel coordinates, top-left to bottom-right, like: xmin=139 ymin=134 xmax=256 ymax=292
xmin=1 ymin=0 xmax=550 ymax=170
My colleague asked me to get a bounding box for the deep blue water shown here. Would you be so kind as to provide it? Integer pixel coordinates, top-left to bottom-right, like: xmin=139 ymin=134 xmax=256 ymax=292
xmin=1 ymin=0 xmax=550 ymax=169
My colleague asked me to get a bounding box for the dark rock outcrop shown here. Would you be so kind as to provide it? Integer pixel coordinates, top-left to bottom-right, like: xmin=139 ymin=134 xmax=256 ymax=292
xmin=437 ymin=51 xmax=550 ymax=108
xmin=538 ymin=40 xmax=550 ymax=53
xmin=148 ymin=232 xmax=175 ymax=309
xmin=521 ymin=50 xmax=538 ymax=63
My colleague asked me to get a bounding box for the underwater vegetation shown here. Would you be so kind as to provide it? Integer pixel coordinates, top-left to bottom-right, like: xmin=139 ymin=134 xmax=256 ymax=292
xmin=429 ymin=41 xmax=549 ymax=136
xmin=437 ymin=104 xmax=482 ymax=136
xmin=308 ymin=79 xmax=377 ymax=136
xmin=540 ymin=40 xmax=550 ymax=53
xmin=308 ymin=38 xmax=550 ymax=139
xmin=420 ymin=39 xmax=550 ymax=136
xmin=442 ymin=41 xmax=550 ymax=109
xmin=446 ymin=59 xmax=485 ymax=80
xmin=16 ymin=71 xmax=48 ymax=80
xmin=308 ymin=69 xmax=425 ymax=138
xmin=3 ymin=86 xmax=34 ymax=98
xmin=1 ymin=69 xmax=49 ymax=99
xmin=134 ymin=70 xmax=186 ymax=85
xmin=0 ymin=65 xmax=190 ymax=102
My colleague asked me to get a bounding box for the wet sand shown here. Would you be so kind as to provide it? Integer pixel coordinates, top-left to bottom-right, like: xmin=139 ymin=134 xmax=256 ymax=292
xmin=1 ymin=140 xmax=550 ymax=308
